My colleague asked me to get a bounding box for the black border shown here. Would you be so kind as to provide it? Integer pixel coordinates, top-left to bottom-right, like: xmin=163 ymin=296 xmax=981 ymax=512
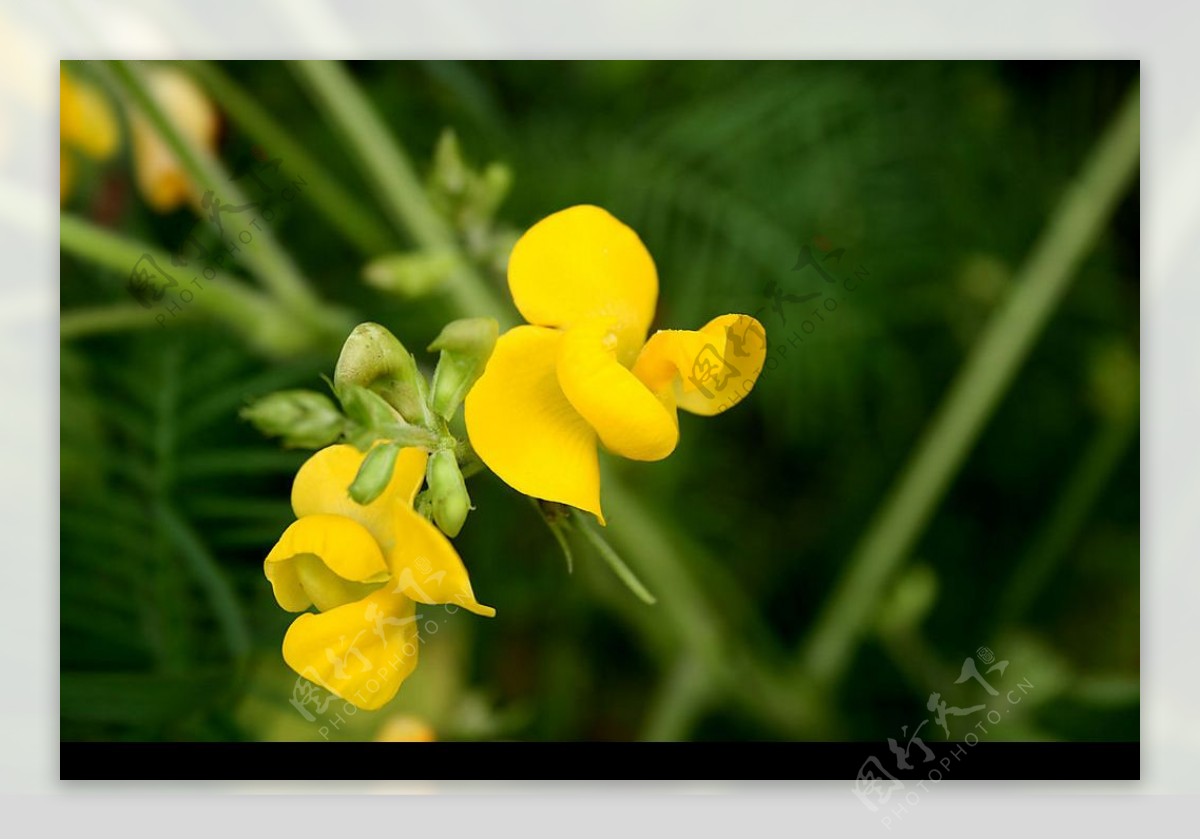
xmin=61 ymin=741 xmax=1139 ymax=781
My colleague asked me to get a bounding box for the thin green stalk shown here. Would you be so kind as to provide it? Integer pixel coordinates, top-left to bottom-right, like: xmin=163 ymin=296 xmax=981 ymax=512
xmin=288 ymin=60 xmax=509 ymax=323
xmin=797 ymin=83 xmax=1141 ymax=691
xmin=61 ymin=304 xmax=160 ymax=339
xmin=105 ymin=60 xmax=327 ymax=325
xmin=182 ymin=60 xmax=394 ymax=256
xmin=60 ymin=214 xmax=326 ymax=356
xmin=641 ymin=655 xmax=712 ymax=741
xmin=574 ymin=512 xmax=657 ymax=605
xmin=996 ymin=405 xmax=1138 ymax=625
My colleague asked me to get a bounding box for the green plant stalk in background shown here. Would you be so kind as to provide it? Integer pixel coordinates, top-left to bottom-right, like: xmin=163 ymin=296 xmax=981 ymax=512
xmin=59 ymin=215 xmax=326 ymax=357
xmin=797 ymin=83 xmax=1141 ymax=693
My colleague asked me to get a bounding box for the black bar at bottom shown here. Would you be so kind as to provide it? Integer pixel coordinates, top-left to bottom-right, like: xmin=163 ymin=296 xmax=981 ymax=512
xmin=61 ymin=741 xmax=1138 ymax=781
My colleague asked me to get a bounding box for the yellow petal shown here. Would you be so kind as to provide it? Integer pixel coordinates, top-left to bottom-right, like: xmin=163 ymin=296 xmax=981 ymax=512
xmin=130 ymin=68 xmax=218 ymax=212
xmin=556 ymin=317 xmax=678 ymax=461
xmin=60 ymin=70 xmax=119 ymax=161
xmin=264 ymin=514 xmax=389 ymax=612
xmin=634 ymin=314 xmax=767 ymax=416
xmin=508 ymin=205 xmax=658 ymax=361
xmin=389 ymin=505 xmax=495 ymax=618
xmin=464 ymin=325 xmax=603 ymax=521
xmin=282 ymin=588 xmax=418 ymax=711
xmin=292 ymin=444 xmax=428 ymax=552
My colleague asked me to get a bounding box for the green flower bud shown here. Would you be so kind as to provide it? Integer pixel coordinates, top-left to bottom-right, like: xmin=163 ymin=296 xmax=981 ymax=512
xmin=362 ymin=251 xmax=459 ymax=298
xmin=476 ymin=162 xmax=512 ymax=219
xmin=240 ymin=389 xmax=345 ymax=449
xmin=430 ymin=128 xmax=468 ymax=197
xmin=335 ymin=322 xmax=427 ymax=424
xmin=427 ymin=448 xmax=471 ymax=537
xmin=427 ymin=317 xmax=499 ymax=421
xmin=349 ymin=442 xmax=401 ymax=505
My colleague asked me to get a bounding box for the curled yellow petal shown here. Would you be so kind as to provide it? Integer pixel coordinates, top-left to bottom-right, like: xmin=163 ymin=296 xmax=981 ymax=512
xmin=130 ymin=68 xmax=218 ymax=212
xmin=508 ymin=205 xmax=658 ymax=360
xmin=464 ymin=325 xmax=603 ymax=521
xmin=292 ymin=444 xmax=428 ymax=552
xmin=60 ymin=70 xmax=120 ymax=161
xmin=283 ymin=588 xmax=418 ymax=711
xmin=389 ymin=505 xmax=495 ymax=618
xmin=264 ymin=514 xmax=389 ymax=612
xmin=557 ymin=317 xmax=678 ymax=461
xmin=634 ymin=314 xmax=767 ymax=416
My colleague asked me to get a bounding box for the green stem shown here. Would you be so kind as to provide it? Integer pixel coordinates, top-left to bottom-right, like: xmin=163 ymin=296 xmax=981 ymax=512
xmin=182 ymin=60 xmax=394 ymax=257
xmin=574 ymin=511 xmax=657 ymax=605
xmin=996 ymin=404 xmax=1138 ymax=625
xmin=641 ymin=655 xmax=711 ymax=741
xmin=61 ymin=303 xmax=160 ymax=339
xmin=105 ymin=60 xmax=329 ymax=327
xmin=288 ymin=60 xmax=509 ymax=323
xmin=60 ymin=214 xmax=322 ymax=357
xmin=796 ymin=83 xmax=1141 ymax=691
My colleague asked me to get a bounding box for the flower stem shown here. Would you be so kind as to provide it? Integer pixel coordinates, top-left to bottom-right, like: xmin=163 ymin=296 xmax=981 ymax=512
xmin=573 ymin=511 xmax=657 ymax=605
xmin=796 ymin=82 xmax=1141 ymax=692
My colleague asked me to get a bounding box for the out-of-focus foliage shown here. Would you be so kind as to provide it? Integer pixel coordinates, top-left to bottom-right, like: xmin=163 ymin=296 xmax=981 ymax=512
xmin=60 ymin=61 xmax=1138 ymax=742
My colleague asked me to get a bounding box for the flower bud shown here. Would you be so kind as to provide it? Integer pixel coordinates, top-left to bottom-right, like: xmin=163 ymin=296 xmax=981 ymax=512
xmin=335 ymin=322 xmax=427 ymax=424
xmin=349 ymin=442 xmax=401 ymax=505
xmin=239 ymin=389 xmax=345 ymax=449
xmin=427 ymin=317 xmax=499 ymax=421
xmin=362 ymin=251 xmax=459 ymax=298
xmin=427 ymin=449 xmax=471 ymax=537
xmin=430 ymin=128 xmax=469 ymax=196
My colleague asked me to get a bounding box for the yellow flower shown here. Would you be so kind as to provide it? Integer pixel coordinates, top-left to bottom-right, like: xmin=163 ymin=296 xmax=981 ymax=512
xmin=465 ymin=205 xmax=767 ymax=522
xmin=60 ymin=68 xmax=120 ymax=203
xmin=264 ymin=444 xmax=494 ymax=711
xmin=129 ymin=67 xmax=218 ymax=212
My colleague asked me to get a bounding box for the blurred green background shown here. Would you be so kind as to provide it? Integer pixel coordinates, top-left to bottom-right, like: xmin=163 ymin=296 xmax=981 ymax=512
xmin=60 ymin=60 xmax=1139 ymax=743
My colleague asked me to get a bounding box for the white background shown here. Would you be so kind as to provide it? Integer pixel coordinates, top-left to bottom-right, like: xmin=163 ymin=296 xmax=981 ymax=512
xmin=7 ymin=0 xmax=1193 ymax=835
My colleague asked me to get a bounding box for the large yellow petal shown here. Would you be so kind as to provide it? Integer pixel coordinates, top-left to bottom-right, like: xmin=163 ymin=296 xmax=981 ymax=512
xmin=634 ymin=314 xmax=767 ymax=416
xmin=282 ymin=588 xmax=418 ymax=711
xmin=464 ymin=325 xmax=604 ymax=521
xmin=60 ymin=70 xmax=119 ymax=161
xmin=130 ymin=68 xmax=218 ymax=212
xmin=264 ymin=514 xmax=389 ymax=612
xmin=507 ymin=205 xmax=658 ymax=361
xmin=557 ymin=317 xmax=678 ymax=461
xmin=388 ymin=505 xmax=495 ymax=618
xmin=292 ymin=444 xmax=428 ymax=552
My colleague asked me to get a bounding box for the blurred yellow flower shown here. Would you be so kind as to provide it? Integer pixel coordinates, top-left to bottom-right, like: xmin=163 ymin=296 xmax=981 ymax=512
xmin=59 ymin=68 xmax=120 ymax=203
xmin=375 ymin=715 xmax=436 ymax=742
xmin=129 ymin=67 xmax=218 ymax=212
xmin=464 ymin=205 xmax=767 ymax=522
xmin=264 ymin=444 xmax=494 ymax=711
